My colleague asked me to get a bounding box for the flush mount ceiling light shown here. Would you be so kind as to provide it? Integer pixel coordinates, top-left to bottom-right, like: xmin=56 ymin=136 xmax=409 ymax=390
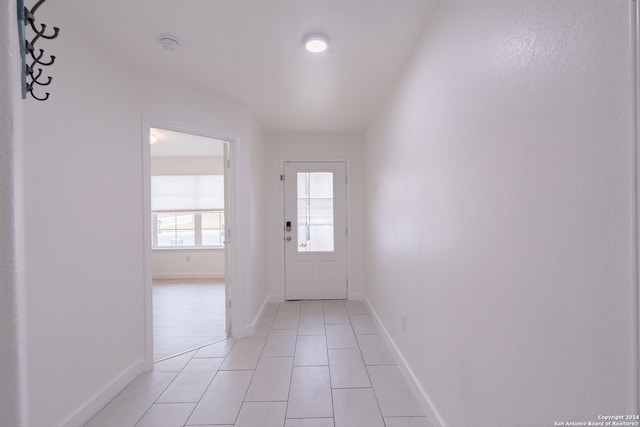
xmin=157 ymin=34 xmax=182 ymax=51
xmin=303 ymin=33 xmax=329 ymax=53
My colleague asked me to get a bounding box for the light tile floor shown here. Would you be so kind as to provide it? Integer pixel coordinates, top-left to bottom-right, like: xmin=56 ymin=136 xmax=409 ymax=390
xmin=153 ymin=280 xmax=227 ymax=361
xmin=87 ymin=300 xmax=432 ymax=427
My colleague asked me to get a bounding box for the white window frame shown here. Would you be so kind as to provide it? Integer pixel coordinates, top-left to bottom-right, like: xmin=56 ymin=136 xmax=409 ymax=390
xmin=152 ymin=210 xmax=225 ymax=249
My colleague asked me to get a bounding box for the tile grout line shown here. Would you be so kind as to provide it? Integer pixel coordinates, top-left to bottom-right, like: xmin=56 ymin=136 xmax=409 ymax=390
xmin=285 ymin=302 xmax=299 ymax=424
xmin=282 ymin=301 xmax=298 ymax=423
xmin=183 ymin=338 xmax=237 ymax=427
xmin=177 ymin=338 xmax=236 ymax=426
xmin=322 ymin=302 xmax=336 ymax=424
xmin=154 ymin=334 xmax=229 ymax=364
xmin=352 ymin=305 xmax=387 ymax=427
xmin=249 ymin=301 xmax=298 ymax=425
xmin=132 ymin=345 xmax=203 ymax=427
xmin=228 ymin=320 xmax=276 ymax=426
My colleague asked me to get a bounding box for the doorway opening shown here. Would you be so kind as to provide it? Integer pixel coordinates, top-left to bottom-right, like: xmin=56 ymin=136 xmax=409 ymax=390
xmin=146 ymin=126 xmax=232 ymax=361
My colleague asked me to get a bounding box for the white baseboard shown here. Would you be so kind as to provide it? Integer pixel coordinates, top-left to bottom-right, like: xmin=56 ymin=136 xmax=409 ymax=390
xmin=60 ymin=360 xmax=146 ymax=427
xmin=152 ymin=273 xmax=224 ymax=280
xmin=239 ymin=296 xmax=270 ymax=337
xmin=364 ymin=298 xmax=447 ymax=427
xmin=268 ymin=294 xmax=282 ymax=303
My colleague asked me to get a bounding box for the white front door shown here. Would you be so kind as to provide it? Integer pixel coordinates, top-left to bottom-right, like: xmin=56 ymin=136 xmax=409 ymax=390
xmin=284 ymin=161 xmax=347 ymax=300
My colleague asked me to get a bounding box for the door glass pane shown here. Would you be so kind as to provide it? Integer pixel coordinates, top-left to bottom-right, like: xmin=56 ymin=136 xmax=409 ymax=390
xmin=309 ymin=173 xmax=333 ymax=198
xmin=297 ymin=172 xmax=334 ymax=252
xmin=309 ymin=225 xmax=334 ymax=251
xmin=309 ymin=199 xmax=333 ymax=225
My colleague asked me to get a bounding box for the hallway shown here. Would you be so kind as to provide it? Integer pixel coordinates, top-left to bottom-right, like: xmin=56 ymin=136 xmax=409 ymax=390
xmin=87 ymin=300 xmax=431 ymax=427
xmin=2 ymin=1 xmax=637 ymax=425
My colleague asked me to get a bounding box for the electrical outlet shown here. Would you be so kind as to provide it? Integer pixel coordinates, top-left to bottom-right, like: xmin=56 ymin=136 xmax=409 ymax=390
xmin=185 ymin=255 xmax=191 ymax=263
xmin=401 ymin=312 xmax=406 ymax=332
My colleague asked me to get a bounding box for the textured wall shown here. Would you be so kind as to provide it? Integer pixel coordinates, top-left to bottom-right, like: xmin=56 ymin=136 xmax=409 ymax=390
xmin=364 ymin=1 xmax=637 ymax=425
xmin=22 ymin=10 xmax=143 ymax=425
xmin=0 ymin=0 xmax=26 ymax=425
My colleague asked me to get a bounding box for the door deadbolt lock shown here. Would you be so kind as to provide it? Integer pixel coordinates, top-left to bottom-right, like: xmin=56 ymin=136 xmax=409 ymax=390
xmin=286 ymin=236 xmax=292 ymax=241
xmin=286 ymin=221 xmax=291 ymax=232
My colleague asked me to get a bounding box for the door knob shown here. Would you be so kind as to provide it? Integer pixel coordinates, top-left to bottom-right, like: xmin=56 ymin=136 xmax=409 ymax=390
xmin=286 ymin=236 xmax=292 ymax=241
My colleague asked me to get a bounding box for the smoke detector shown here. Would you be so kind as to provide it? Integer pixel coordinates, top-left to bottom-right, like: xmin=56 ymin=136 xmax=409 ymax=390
xmin=157 ymin=34 xmax=182 ymax=51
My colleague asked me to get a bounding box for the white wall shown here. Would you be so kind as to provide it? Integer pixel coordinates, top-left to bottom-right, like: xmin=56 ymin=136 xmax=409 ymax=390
xmin=364 ymin=1 xmax=637 ymax=426
xmin=266 ymin=133 xmax=365 ymax=300
xmin=21 ymin=7 xmax=268 ymax=427
xmin=247 ymin=119 xmax=269 ymax=325
xmin=151 ymin=156 xmax=225 ymax=279
xmin=23 ymin=11 xmax=143 ymax=427
xmin=152 ymin=250 xmax=225 ymax=280
xmin=0 ymin=1 xmax=26 ymax=425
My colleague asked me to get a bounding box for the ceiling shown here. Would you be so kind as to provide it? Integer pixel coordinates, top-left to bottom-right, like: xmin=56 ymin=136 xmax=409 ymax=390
xmin=150 ymin=128 xmax=226 ymax=158
xmin=51 ymin=0 xmax=439 ymax=133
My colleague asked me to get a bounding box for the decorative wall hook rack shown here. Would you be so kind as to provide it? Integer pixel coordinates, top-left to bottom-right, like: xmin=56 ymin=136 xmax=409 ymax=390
xmin=17 ymin=0 xmax=59 ymax=101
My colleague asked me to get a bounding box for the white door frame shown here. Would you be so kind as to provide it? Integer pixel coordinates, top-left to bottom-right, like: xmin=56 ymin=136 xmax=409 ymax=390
xmin=279 ymin=159 xmax=352 ymax=301
xmin=142 ymin=117 xmax=235 ymax=369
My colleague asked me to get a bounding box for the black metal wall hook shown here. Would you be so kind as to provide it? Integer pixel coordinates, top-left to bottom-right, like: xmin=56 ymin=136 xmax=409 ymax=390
xmin=30 ymin=22 xmax=60 ymax=40
xmin=30 ymin=68 xmax=52 ymax=86
xmin=17 ymin=0 xmax=59 ymax=101
xmin=30 ymin=48 xmax=56 ymax=66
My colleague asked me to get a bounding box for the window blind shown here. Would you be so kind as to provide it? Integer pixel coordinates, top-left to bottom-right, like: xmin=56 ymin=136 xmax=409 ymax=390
xmin=151 ymin=175 xmax=224 ymax=211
